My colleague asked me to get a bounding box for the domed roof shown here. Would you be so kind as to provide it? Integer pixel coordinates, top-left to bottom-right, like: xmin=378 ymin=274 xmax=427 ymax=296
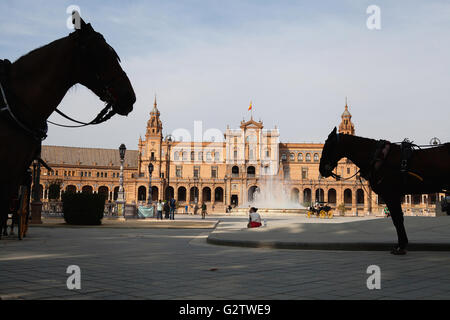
xmin=342 ymin=105 xmax=351 ymax=117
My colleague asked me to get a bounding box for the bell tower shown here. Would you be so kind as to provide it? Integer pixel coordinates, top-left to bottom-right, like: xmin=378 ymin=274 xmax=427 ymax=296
xmin=146 ymin=96 xmax=162 ymax=138
xmin=339 ymin=98 xmax=355 ymax=135
xmin=138 ymin=95 xmax=163 ymax=178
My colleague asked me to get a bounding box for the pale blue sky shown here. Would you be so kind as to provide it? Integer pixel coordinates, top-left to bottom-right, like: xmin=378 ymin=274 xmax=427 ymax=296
xmin=1 ymin=0 xmax=450 ymax=149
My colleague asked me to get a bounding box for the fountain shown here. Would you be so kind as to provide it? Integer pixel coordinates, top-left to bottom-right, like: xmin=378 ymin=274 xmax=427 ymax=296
xmin=232 ymin=175 xmax=308 ymax=215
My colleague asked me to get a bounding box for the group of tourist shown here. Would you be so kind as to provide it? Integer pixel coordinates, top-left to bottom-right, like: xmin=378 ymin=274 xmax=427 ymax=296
xmin=155 ymin=198 xmax=177 ymax=220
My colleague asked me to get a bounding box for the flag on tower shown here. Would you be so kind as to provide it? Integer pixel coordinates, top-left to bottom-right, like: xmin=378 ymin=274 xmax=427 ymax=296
xmin=248 ymin=101 xmax=252 ymax=111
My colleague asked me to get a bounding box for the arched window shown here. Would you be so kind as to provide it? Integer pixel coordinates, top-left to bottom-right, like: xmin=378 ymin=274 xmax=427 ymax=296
xmin=178 ymin=187 xmax=186 ymax=201
xmin=174 ymin=151 xmax=180 ymax=161
xmin=289 ymin=153 xmax=295 ymax=161
xmin=82 ymin=185 xmax=93 ymax=194
xmin=214 ymin=187 xmax=224 ymax=202
xmin=305 ymin=153 xmax=311 ymax=162
xmin=66 ymin=185 xmax=77 ymax=193
xmin=357 ymin=189 xmax=364 ymax=204
xmin=137 ymin=186 xmax=146 ymax=201
xmin=98 ymin=186 xmax=109 ymax=198
xmin=344 ymin=189 xmax=352 ymax=205
xmin=202 ymin=187 xmax=212 ymax=202
xmin=297 ymin=153 xmax=303 ymax=161
xmin=190 ymin=187 xmax=199 ymax=202
xmin=313 ymin=153 xmax=319 ymax=162
xmin=247 ymin=166 xmax=255 ymax=177
xmin=232 ymin=166 xmax=239 ymax=177
xmin=328 ymin=189 xmax=337 ymax=204
xmin=315 ymin=188 xmax=324 ymax=203
xmin=303 ymin=188 xmax=312 ymax=205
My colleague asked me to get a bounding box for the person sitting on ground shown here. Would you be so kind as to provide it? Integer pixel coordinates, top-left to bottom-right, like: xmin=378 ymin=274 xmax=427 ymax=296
xmin=247 ymin=207 xmax=262 ymax=228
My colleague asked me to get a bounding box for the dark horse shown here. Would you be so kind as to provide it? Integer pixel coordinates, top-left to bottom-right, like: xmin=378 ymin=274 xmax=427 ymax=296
xmin=0 ymin=18 xmax=136 ymax=238
xmin=319 ymin=127 xmax=450 ymax=254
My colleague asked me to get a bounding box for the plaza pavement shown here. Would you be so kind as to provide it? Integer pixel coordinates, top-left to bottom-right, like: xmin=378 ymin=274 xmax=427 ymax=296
xmin=0 ymin=214 xmax=450 ymax=300
xmin=207 ymin=215 xmax=450 ymax=251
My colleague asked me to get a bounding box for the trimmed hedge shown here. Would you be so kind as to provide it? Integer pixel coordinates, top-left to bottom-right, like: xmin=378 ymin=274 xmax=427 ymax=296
xmin=62 ymin=192 xmax=106 ymax=225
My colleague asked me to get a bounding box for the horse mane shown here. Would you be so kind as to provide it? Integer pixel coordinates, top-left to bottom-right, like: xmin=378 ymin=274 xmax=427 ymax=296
xmin=339 ymin=133 xmax=378 ymax=144
xmin=12 ymin=36 xmax=70 ymax=71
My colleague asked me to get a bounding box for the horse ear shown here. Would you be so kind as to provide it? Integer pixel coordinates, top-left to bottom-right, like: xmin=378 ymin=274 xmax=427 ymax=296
xmin=72 ymin=11 xmax=91 ymax=31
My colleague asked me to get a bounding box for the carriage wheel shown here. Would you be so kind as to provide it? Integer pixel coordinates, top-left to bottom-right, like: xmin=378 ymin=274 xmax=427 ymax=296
xmin=307 ymin=211 xmax=312 ymax=218
xmin=328 ymin=210 xmax=333 ymax=219
xmin=319 ymin=210 xmax=326 ymax=219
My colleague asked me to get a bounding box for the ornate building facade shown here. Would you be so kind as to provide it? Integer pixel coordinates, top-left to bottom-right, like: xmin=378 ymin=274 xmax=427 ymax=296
xmin=38 ymin=100 xmax=439 ymax=215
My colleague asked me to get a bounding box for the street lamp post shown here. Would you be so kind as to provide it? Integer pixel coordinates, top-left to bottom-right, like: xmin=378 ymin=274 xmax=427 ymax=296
xmin=117 ymin=144 xmax=126 ymax=219
xmin=194 ymin=176 xmax=199 ymax=204
xmin=147 ymin=162 xmax=154 ymax=205
xmin=165 ymin=135 xmax=173 ymax=200
xmin=30 ymin=159 xmax=43 ymax=224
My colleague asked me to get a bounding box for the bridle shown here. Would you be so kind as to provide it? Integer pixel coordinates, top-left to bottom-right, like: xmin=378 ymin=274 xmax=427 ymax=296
xmin=322 ymin=133 xmax=348 ymax=180
xmin=0 ymin=28 xmax=122 ymax=141
xmin=47 ymin=28 xmax=120 ymax=128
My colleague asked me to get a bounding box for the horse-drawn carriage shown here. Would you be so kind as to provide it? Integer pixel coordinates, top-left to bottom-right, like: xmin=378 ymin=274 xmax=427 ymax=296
xmin=307 ymin=202 xmax=333 ymax=219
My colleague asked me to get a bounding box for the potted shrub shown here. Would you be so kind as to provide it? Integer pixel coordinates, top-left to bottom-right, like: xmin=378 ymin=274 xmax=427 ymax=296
xmin=62 ymin=192 xmax=106 ymax=225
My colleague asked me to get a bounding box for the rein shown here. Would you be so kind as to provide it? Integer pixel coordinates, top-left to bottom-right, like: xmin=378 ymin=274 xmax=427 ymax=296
xmin=48 ymin=103 xmax=116 ymax=128
xmin=331 ymin=169 xmax=361 ymax=181
xmin=0 ymin=26 xmax=120 ymax=136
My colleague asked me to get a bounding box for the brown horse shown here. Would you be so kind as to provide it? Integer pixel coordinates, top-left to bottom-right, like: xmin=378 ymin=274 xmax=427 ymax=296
xmin=319 ymin=127 xmax=450 ymax=254
xmin=0 ymin=18 xmax=136 ymax=238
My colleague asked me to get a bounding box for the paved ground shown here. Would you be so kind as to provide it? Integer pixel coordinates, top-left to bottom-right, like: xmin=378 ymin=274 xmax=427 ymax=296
xmin=35 ymin=217 xmax=218 ymax=229
xmin=208 ymin=215 xmax=450 ymax=251
xmin=1 ymin=215 xmax=450 ymax=300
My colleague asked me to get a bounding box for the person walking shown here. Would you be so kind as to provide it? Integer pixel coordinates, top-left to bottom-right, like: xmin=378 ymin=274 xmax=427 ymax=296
xmin=185 ymin=204 xmax=189 ymax=214
xmin=163 ymin=200 xmax=170 ymax=219
xmin=201 ymin=202 xmax=207 ymax=219
xmin=169 ymin=198 xmax=176 ymax=220
xmin=156 ymin=200 xmax=163 ymax=220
